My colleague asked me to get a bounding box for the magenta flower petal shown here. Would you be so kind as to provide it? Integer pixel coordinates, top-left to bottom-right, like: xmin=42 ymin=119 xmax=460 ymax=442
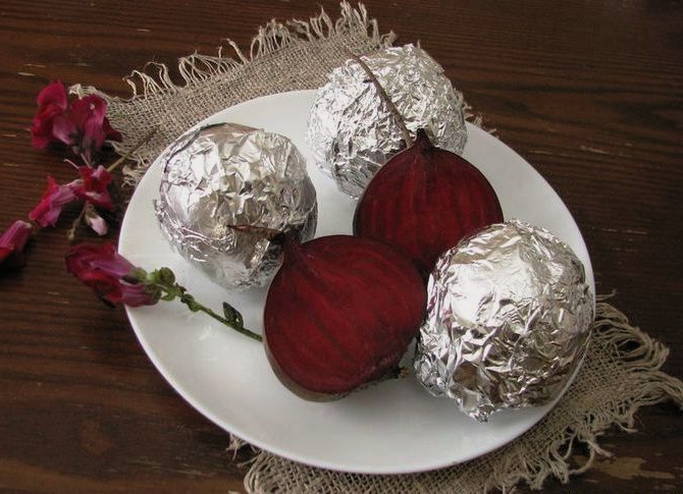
xmin=66 ymin=242 xmax=158 ymax=307
xmin=51 ymin=114 xmax=78 ymax=147
xmin=69 ymin=166 xmax=114 ymax=210
xmin=31 ymin=105 xmax=66 ymax=149
xmin=65 ymin=95 xmax=120 ymax=160
xmin=82 ymin=116 xmax=107 ymax=152
xmin=71 ymin=95 xmax=107 ymax=128
xmin=31 ymin=81 xmax=69 ymax=150
xmin=0 ymin=220 xmax=33 ymax=267
xmin=31 ymin=82 xmax=121 ymax=157
xmin=36 ymin=81 xmax=68 ymax=110
xmin=116 ymin=283 xmax=158 ymax=307
xmin=71 ymin=96 xmax=108 ymax=152
xmin=103 ymin=117 xmax=122 ymax=142
xmin=28 ymin=176 xmax=77 ymax=227
xmin=84 ymin=208 xmax=108 ymax=236
xmin=66 ymin=243 xmax=133 ymax=279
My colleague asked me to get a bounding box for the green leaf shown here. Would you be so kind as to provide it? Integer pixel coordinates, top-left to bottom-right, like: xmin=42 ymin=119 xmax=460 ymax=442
xmin=223 ymin=302 xmax=244 ymax=328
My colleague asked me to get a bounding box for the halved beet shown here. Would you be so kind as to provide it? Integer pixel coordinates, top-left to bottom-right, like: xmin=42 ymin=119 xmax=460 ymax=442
xmin=264 ymin=234 xmax=426 ymax=400
xmin=354 ymin=130 xmax=503 ymax=275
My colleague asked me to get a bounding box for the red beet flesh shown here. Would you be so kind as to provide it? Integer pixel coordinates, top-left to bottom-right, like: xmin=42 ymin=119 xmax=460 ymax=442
xmin=354 ymin=130 xmax=504 ymax=275
xmin=264 ymin=234 xmax=426 ymax=399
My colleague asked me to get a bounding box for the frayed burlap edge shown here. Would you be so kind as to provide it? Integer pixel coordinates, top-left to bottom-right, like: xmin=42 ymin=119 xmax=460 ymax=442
xmin=230 ymin=300 xmax=682 ymax=493
xmin=70 ymin=1 xmax=396 ymax=186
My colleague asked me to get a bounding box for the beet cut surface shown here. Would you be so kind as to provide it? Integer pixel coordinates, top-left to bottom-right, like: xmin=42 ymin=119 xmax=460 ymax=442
xmin=354 ymin=130 xmax=504 ymax=275
xmin=264 ymin=234 xmax=426 ymax=400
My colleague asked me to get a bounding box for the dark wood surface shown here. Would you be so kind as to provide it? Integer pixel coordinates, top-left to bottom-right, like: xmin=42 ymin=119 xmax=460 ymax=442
xmin=1 ymin=1 xmax=681 ymax=492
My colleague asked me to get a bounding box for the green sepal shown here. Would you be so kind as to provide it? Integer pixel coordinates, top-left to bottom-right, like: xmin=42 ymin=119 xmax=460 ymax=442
xmin=155 ymin=267 xmax=176 ymax=286
xmin=126 ymin=267 xmax=148 ymax=283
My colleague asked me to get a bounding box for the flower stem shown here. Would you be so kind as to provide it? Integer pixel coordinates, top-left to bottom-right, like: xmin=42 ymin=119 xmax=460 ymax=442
xmin=107 ymin=128 xmax=158 ymax=173
xmin=347 ymin=50 xmax=413 ymax=148
xmin=67 ymin=204 xmax=87 ymax=243
xmin=146 ymin=267 xmax=262 ymax=342
xmin=178 ymin=292 xmax=263 ymax=342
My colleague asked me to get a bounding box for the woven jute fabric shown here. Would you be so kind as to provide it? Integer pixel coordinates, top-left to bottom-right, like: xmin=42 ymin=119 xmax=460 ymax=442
xmin=76 ymin=3 xmax=683 ymax=492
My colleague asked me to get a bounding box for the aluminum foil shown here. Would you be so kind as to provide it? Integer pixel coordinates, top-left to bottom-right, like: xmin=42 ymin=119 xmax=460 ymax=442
xmin=306 ymin=44 xmax=468 ymax=198
xmin=155 ymin=123 xmax=317 ymax=289
xmin=414 ymin=220 xmax=594 ymax=422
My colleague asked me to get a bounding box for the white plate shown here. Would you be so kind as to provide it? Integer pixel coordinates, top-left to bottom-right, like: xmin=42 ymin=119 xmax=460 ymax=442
xmin=120 ymin=90 xmax=595 ymax=474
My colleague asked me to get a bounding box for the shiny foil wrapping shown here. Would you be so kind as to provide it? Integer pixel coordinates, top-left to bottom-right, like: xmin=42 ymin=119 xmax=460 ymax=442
xmin=414 ymin=220 xmax=594 ymax=422
xmin=306 ymin=44 xmax=468 ymax=197
xmin=154 ymin=123 xmax=317 ymax=289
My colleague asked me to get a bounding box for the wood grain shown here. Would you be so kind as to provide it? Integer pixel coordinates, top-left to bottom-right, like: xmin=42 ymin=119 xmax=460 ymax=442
xmin=0 ymin=0 xmax=681 ymax=492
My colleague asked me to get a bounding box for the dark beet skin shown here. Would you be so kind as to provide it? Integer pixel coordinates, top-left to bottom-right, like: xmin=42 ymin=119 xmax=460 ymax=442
xmin=264 ymin=235 xmax=426 ymax=399
xmin=354 ymin=130 xmax=504 ymax=275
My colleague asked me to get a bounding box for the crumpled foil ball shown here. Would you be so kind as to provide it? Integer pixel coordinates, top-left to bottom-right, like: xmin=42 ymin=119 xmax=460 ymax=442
xmin=155 ymin=123 xmax=317 ymax=289
xmin=414 ymin=220 xmax=594 ymax=421
xmin=306 ymin=44 xmax=468 ymax=198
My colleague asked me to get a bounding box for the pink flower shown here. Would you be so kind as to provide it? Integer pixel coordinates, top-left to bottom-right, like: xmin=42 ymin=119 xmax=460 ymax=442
xmin=28 ymin=176 xmax=77 ymax=227
xmin=0 ymin=220 xmax=33 ymax=270
xmin=27 ymin=166 xmax=114 ymax=229
xmin=69 ymin=166 xmax=114 ymax=210
xmin=52 ymin=95 xmax=122 ymax=163
xmin=31 ymin=81 xmax=69 ymax=149
xmin=65 ymin=243 xmax=159 ymax=307
xmin=30 ymin=81 xmax=122 ymax=162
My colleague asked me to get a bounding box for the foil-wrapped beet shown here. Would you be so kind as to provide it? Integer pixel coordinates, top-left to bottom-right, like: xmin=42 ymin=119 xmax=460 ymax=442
xmin=306 ymin=44 xmax=468 ymax=197
xmin=414 ymin=220 xmax=594 ymax=422
xmin=154 ymin=123 xmax=317 ymax=289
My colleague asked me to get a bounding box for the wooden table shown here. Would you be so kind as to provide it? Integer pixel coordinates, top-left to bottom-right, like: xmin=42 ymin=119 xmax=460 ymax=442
xmin=1 ymin=1 xmax=681 ymax=492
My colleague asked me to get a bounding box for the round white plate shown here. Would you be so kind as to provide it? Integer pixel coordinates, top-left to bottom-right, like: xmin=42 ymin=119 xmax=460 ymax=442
xmin=120 ymin=90 xmax=594 ymax=474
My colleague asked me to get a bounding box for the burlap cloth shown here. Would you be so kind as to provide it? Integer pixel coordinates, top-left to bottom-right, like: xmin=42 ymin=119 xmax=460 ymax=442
xmin=74 ymin=3 xmax=683 ymax=492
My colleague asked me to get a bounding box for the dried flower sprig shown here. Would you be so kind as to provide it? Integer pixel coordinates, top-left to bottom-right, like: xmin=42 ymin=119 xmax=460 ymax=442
xmin=2 ymin=82 xmax=258 ymax=344
xmin=66 ymin=243 xmax=261 ymax=341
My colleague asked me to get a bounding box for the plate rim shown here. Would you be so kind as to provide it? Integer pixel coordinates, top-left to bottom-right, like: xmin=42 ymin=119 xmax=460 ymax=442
xmin=120 ymin=89 xmax=594 ymax=474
